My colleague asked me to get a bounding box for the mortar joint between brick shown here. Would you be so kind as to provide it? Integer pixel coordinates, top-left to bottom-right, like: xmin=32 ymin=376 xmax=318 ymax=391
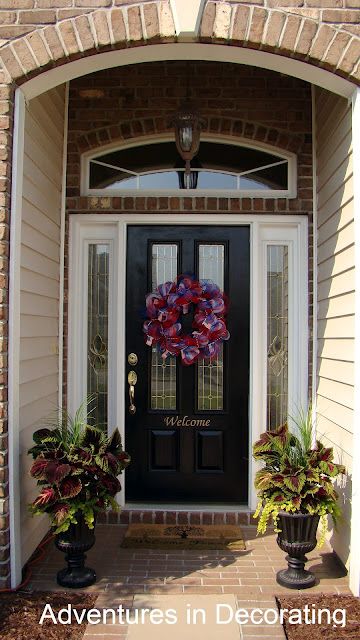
xmin=321 ymin=25 xmax=339 ymax=62
xmin=87 ymin=13 xmax=99 ymax=50
xmin=308 ymin=23 xmax=322 ymax=60
xmin=293 ymin=17 xmax=305 ymax=53
xmin=155 ymin=2 xmax=161 ymax=40
xmin=307 ymin=23 xmax=323 ymax=58
xmin=38 ymin=28 xmax=52 ymax=62
xmin=139 ymin=4 xmax=147 ymax=42
xmin=8 ymin=43 xmax=27 ymax=78
xmin=216 ymin=1 xmax=232 ymax=40
xmin=106 ymin=10 xmax=115 ymax=46
xmin=55 ymin=22 xmax=70 ymax=57
xmin=354 ymin=57 xmax=360 ymax=78
xmin=71 ymin=17 xmax=84 ymax=54
xmin=336 ymin=34 xmax=355 ymax=71
xmin=123 ymin=7 xmax=131 ymax=43
xmin=228 ymin=3 xmax=236 ymax=43
xmin=260 ymin=9 xmax=272 ymax=49
xmin=277 ymin=13 xmax=289 ymax=50
xmin=24 ymin=32 xmax=42 ymax=68
xmin=72 ymin=20 xmax=84 ymax=54
xmin=104 ymin=9 xmax=114 ymax=47
xmin=244 ymin=4 xmax=254 ymax=43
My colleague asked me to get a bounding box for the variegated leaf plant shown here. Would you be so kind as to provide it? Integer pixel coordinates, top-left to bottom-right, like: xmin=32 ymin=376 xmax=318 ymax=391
xmin=28 ymin=402 xmax=130 ymax=533
xmin=253 ymin=420 xmax=346 ymax=545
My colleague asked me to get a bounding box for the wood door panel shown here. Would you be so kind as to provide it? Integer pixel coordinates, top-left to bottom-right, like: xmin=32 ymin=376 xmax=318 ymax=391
xmin=150 ymin=430 xmax=178 ymax=471
xmin=196 ymin=430 xmax=224 ymax=472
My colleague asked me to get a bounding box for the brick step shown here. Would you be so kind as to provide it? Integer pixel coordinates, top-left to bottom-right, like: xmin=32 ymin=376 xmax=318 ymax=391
xmin=98 ymin=510 xmax=255 ymax=526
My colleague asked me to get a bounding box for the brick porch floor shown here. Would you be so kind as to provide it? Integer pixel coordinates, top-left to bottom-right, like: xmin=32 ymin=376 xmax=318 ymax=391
xmin=25 ymin=524 xmax=351 ymax=639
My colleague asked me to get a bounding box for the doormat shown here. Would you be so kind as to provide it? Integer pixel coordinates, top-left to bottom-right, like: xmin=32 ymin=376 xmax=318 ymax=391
xmin=121 ymin=524 xmax=246 ymax=550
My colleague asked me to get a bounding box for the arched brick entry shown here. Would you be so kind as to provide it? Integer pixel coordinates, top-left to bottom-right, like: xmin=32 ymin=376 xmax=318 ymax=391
xmin=201 ymin=2 xmax=360 ymax=82
xmin=0 ymin=0 xmax=359 ymax=589
xmin=77 ymin=118 xmax=302 ymax=155
xmin=0 ymin=3 xmax=359 ymax=82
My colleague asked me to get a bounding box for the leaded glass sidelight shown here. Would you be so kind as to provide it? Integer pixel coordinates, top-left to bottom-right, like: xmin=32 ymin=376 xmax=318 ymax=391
xmin=87 ymin=244 xmax=109 ymax=429
xmin=197 ymin=244 xmax=225 ymax=411
xmin=267 ymin=245 xmax=289 ymax=429
xmin=150 ymin=244 xmax=178 ymax=410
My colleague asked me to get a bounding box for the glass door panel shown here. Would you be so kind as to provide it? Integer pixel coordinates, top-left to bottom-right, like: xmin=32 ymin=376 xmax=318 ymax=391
xmin=197 ymin=244 xmax=225 ymax=411
xmin=150 ymin=244 xmax=178 ymax=411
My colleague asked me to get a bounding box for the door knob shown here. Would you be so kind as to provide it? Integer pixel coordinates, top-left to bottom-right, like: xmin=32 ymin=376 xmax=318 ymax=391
xmin=128 ymin=370 xmax=137 ymax=414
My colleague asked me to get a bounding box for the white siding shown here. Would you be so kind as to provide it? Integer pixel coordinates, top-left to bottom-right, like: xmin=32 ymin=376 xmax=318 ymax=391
xmin=315 ymin=87 xmax=354 ymax=568
xmin=19 ymin=86 xmax=66 ymax=565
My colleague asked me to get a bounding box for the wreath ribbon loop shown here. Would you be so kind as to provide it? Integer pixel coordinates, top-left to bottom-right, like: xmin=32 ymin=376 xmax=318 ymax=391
xmin=143 ymin=275 xmax=230 ymax=365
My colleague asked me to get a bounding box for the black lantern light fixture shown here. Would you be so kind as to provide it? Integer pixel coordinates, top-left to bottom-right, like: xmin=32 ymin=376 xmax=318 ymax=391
xmin=170 ymin=98 xmax=205 ymax=189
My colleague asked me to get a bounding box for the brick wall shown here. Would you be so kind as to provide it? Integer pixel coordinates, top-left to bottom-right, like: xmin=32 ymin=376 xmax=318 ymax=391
xmin=64 ymin=60 xmax=314 ymax=401
xmin=0 ymin=81 xmax=12 ymax=588
xmin=66 ymin=61 xmax=313 ymax=211
xmin=0 ymin=1 xmax=359 ymax=43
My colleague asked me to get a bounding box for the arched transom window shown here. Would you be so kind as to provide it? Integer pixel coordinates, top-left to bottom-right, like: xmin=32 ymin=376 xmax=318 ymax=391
xmin=82 ymin=139 xmax=296 ymax=197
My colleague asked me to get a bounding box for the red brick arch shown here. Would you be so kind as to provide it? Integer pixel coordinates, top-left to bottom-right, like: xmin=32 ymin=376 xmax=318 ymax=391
xmin=0 ymin=2 xmax=358 ymax=85
xmin=77 ymin=118 xmax=302 ymax=156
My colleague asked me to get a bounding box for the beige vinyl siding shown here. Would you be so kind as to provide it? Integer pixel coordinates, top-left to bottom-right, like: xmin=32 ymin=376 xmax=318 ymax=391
xmin=19 ymin=85 xmax=66 ymax=566
xmin=315 ymin=87 xmax=354 ymax=568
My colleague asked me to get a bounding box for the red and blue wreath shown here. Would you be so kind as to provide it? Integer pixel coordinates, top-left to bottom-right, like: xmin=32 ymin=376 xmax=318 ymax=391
xmin=143 ymin=275 xmax=230 ymax=365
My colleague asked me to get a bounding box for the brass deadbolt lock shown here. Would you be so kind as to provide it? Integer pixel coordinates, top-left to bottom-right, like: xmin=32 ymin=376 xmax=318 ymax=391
xmin=128 ymin=353 xmax=138 ymax=366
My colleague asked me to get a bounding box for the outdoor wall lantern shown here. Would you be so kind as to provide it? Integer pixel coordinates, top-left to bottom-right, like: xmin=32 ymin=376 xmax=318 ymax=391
xmin=170 ymin=100 xmax=205 ymax=189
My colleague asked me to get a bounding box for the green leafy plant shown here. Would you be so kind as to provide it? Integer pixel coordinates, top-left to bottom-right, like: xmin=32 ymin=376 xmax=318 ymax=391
xmin=28 ymin=400 xmax=130 ymax=533
xmin=253 ymin=409 xmax=346 ymax=546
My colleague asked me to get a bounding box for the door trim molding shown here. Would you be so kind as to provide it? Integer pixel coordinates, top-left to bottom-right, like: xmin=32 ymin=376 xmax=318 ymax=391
xmin=68 ymin=213 xmax=308 ymax=509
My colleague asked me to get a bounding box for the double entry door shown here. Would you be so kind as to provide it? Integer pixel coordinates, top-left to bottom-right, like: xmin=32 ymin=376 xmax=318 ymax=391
xmin=125 ymin=225 xmax=250 ymax=502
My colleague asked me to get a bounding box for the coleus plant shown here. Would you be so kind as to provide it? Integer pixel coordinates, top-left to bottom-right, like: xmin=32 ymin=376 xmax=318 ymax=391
xmin=28 ymin=402 xmax=130 ymax=533
xmin=253 ymin=416 xmax=345 ymax=546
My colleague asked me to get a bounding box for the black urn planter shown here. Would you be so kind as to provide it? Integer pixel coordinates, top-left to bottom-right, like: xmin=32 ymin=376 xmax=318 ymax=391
xmin=55 ymin=513 xmax=96 ymax=588
xmin=276 ymin=511 xmax=320 ymax=589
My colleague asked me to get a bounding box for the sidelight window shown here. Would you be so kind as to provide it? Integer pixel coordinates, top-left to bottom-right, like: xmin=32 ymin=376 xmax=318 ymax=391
xmin=87 ymin=244 xmax=110 ymax=429
xmin=266 ymin=245 xmax=289 ymax=429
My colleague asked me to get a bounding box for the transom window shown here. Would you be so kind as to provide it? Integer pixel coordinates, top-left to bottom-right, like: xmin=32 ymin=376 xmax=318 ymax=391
xmin=82 ymin=140 xmax=296 ymax=197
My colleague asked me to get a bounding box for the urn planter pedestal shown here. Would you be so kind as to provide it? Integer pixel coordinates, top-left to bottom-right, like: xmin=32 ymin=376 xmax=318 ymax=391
xmin=55 ymin=514 xmax=96 ymax=588
xmin=276 ymin=511 xmax=320 ymax=589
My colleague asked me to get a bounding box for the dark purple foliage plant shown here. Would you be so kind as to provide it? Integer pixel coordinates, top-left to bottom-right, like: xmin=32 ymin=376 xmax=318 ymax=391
xmin=28 ymin=400 xmax=130 ymax=533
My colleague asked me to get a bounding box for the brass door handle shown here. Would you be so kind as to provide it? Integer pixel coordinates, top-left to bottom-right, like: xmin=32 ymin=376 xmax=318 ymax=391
xmin=128 ymin=370 xmax=137 ymax=414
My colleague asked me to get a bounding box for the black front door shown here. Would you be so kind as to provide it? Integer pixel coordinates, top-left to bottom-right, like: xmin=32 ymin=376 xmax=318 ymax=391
xmin=125 ymin=225 xmax=250 ymax=502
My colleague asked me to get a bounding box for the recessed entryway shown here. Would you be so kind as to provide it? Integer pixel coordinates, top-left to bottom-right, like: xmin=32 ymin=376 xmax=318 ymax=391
xmin=68 ymin=214 xmax=308 ymax=511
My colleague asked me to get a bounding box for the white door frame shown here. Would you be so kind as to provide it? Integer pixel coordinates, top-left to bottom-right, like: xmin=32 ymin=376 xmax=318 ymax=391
xmin=68 ymin=213 xmax=308 ymax=509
